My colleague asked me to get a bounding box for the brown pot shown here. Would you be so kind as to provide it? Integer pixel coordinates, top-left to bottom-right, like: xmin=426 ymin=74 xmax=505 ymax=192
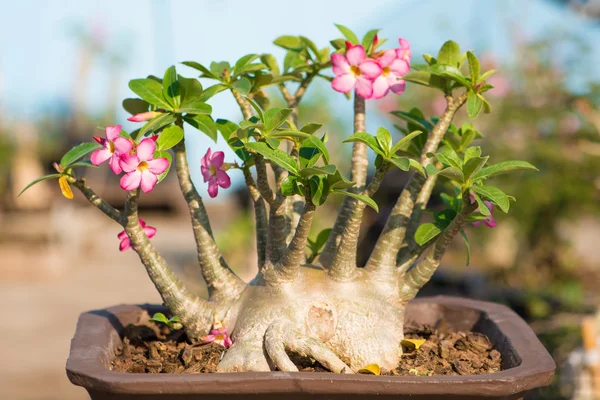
xmin=66 ymin=296 xmax=555 ymax=400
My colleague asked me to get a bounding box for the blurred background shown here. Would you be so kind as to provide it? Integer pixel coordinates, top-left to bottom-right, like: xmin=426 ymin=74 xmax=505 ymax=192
xmin=1 ymin=0 xmax=599 ymax=399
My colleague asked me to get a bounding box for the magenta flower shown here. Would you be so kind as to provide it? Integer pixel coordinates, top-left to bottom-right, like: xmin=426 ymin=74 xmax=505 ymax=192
xmin=117 ymin=219 xmax=156 ymax=252
xmin=396 ymin=38 xmax=412 ymax=62
xmin=372 ymin=49 xmax=410 ymax=99
xmin=331 ymin=45 xmax=382 ymax=99
xmin=119 ymin=137 xmax=169 ymax=193
xmin=91 ymin=125 xmax=133 ymax=174
xmin=200 ymin=327 xmax=232 ymax=348
xmin=201 ymin=149 xmax=231 ymax=198
xmin=127 ymin=111 xmax=162 ymax=122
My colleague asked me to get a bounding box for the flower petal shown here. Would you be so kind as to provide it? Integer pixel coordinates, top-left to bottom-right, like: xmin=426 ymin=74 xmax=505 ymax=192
xmin=372 ymin=75 xmax=390 ymax=99
xmin=117 ymin=230 xmax=128 ymax=240
xmin=143 ymin=225 xmax=157 ymax=238
xmin=331 ymin=53 xmax=351 ymax=76
xmin=147 ymin=158 xmax=169 ymax=174
xmin=109 ymin=154 xmax=123 ymax=174
xmin=355 ymin=77 xmax=374 ymax=99
xmin=201 ymin=149 xmax=212 ymax=169
xmin=359 ymin=60 xmax=382 ymax=79
xmin=140 ymin=171 xmax=158 ymax=193
xmin=201 ymin=166 xmax=212 ymax=182
xmin=378 ymin=49 xmax=397 ymax=68
xmin=120 ymin=154 xmax=140 ymax=173
xmin=119 ymin=238 xmax=132 ymax=252
xmin=485 ymin=215 xmax=497 ymax=228
xmin=346 ymin=45 xmax=366 ymax=66
xmin=207 ymin=180 xmax=219 ymax=198
xmin=200 ymin=334 xmax=216 ymax=343
xmin=210 ymin=151 xmax=225 ymax=169
xmin=389 ymin=79 xmax=406 ymax=94
xmin=215 ymin=169 xmax=231 ymax=188
xmin=332 ymin=74 xmax=356 ymax=93
xmin=106 ymin=125 xmax=122 ymax=141
xmin=113 ymin=137 xmax=133 ymax=154
xmin=139 ymin=219 xmax=147 ymax=228
xmin=120 ymin=170 xmax=142 ymax=191
xmin=389 ymin=58 xmax=410 ymax=76
xmin=90 ymin=148 xmax=112 ymax=166
xmin=137 ymin=138 xmax=157 ymax=161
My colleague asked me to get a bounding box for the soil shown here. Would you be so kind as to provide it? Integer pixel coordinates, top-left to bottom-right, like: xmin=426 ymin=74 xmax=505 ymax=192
xmin=111 ymin=318 xmax=502 ymax=376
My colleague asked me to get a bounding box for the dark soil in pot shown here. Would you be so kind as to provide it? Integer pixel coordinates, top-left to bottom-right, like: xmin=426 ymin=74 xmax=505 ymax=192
xmin=111 ymin=316 xmax=502 ymax=376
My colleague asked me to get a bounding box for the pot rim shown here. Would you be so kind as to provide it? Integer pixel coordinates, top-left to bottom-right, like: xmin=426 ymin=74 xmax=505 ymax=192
xmin=66 ymin=295 xmax=555 ymax=396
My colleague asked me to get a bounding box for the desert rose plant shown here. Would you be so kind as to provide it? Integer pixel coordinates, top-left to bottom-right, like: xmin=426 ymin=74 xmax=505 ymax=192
xmin=21 ymin=25 xmax=537 ymax=373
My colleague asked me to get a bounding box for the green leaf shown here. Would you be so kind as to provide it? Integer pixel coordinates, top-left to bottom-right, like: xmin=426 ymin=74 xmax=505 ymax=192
xmin=376 ymin=127 xmax=392 ymax=156
xmin=299 ymin=136 xmax=327 ymax=168
xmin=334 ymin=24 xmax=359 ymax=45
xmin=197 ymin=84 xmax=228 ymax=102
xmin=390 ymin=130 xmax=424 ymax=155
xmin=184 ymin=115 xmax=218 ymax=142
xmin=154 ymin=151 xmax=172 ymax=183
xmin=470 ymin=191 xmax=491 ymax=216
xmin=471 ymin=185 xmax=510 ymax=213
xmin=215 ymin=119 xmax=239 ymax=141
xmin=300 ymin=123 xmax=323 ymax=134
xmin=246 ymin=97 xmax=265 ymax=122
xmin=429 ymin=64 xmax=472 ymax=88
xmin=122 ymin=98 xmax=149 ymax=115
xmin=423 ymin=54 xmax=437 ymax=65
xmin=260 ymin=54 xmax=280 ymax=76
xmin=313 ymin=228 xmax=332 ymax=253
xmin=327 ymin=169 xmax=355 ymax=190
xmin=182 ymin=61 xmax=218 ymax=79
xmin=309 ymin=176 xmax=330 ymax=206
xmin=270 ymin=130 xmax=312 ymax=140
xmin=466 ymin=51 xmax=480 ymax=84
xmin=60 ymin=142 xmax=101 ymax=168
xmin=157 ymin=125 xmax=184 ymax=151
xmin=273 ymin=35 xmax=303 ymax=50
xmin=330 ymin=38 xmax=346 ymax=50
xmin=281 ymin=176 xmax=298 ymax=196
xmin=178 ymin=99 xmax=212 ymax=115
xmin=438 ymin=167 xmax=464 ymax=182
xmin=479 ymin=94 xmax=492 ymax=114
xmin=437 ymin=40 xmax=461 ymax=66
xmin=209 ymin=61 xmax=231 ymax=80
xmin=67 ymin=160 xmax=98 ymax=169
xmin=343 ymin=132 xmax=385 ymax=157
xmin=362 ymin=29 xmax=380 ymax=50
xmin=472 ymin=161 xmax=538 ymax=181
xmin=415 ymin=223 xmax=443 ymax=245
xmin=425 ymin=164 xmax=440 ymax=177
xmin=402 ymin=71 xmax=437 ymax=88
xmin=478 ymin=69 xmax=496 ymax=82
xmin=463 ymin=146 xmax=482 ymax=163
xmin=300 ymin=36 xmax=320 ymax=58
xmin=234 ymin=54 xmax=260 ymax=75
xmin=390 ymin=111 xmax=433 ymax=132
xmin=307 ymin=135 xmax=329 ymax=164
xmin=178 ymin=75 xmax=203 ymax=102
xmin=139 ymin=113 xmax=177 ymax=137
xmin=408 ymin=159 xmax=426 ymax=177
xmin=149 ymin=312 xmax=169 ymax=325
xmin=389 ymin=157 xmax=410 ymax=171
xmin=264 ymin=108 xmax=293 ymax=132
xmin=467 ymin=93 xmax=483 ymax=119
xmin=333 ymin=190 xmax=379 ymax=212
xmin=435 ymin=146 xmax=463 ymax=168
xmin=245 ymin=142 xmax=299 ymax=175
xmin=18 ymin=174 xmax=61 ymax=197
xmin=460 ymin=229 xmax=471 ymax=266
xmin=463 ymin=156 xmax=489 ymax=181
xmin=230 ymin=77 xmax=251 ymax=95
xmin=129 ymin=79 xmax=172 ymax=110
xmin=163 ymin=66 xmax=180 ymax=108
xmin=300 ymin=164 xmax=337 ymax=178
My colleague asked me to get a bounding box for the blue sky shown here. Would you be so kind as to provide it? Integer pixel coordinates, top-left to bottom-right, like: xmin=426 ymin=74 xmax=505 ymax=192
xmin=1 ymin=0 xmax=598 ymax=197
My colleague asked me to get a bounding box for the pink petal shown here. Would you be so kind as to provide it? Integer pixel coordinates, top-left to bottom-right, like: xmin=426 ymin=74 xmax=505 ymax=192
xmin=484 ymin=201 xmax=494 ymax=213
xmin=119 ymin=238 xmax=132 ymax=252
xmin=398 ymin=38 xmax=410 ymax=50
xmin=140 ymin=171 xmax=158 ymax=193
xmin=146 ymin=158 xmax=169 ymax=174
xmin=372 ymin=75 xmax=390 ymax=99
xmin=127 ymin=111 xmax=160 ymax=122
xmin=210 ymin=151 xmax=225 ymax=169
xmin=137 ymin=138 xmax=157 ymax=161
xmin=106 ymin=125 xmax=122 ymax=141
xmin=215 ymin=169 xmax=231 ymax=188
xmin=200 ymin=334 xmax=216 ymax=343
xmin=201 ymin=149 xmax=212 ymax=169
xmin=378 ymin=49 xmax=397 ymax=68
xmin=332 ymin=74 xmax=356 ymax=93
xmin=139 ymin=219 xmax=147 ymax=228
xmin=223 ymin=335 xmax=232 ymax=348
xmin=359 ymin=60 xmax=382 ymax=80
xmin=143 ymin=225 xmax=157 ymax=238
xmin=485 ymin=216 xmax=497 ymax=228
xmin=90 ymin=148 xmax=112 ymax=166
xmin=472 ymin=221 xmax=482 ymax=227
xmin=389 ymin=58 xmax=410 ymax=76
xmin=113 ymin=137 xmax=133 ymax=154
xmin=120 ymin=170 xmax=142 ymax=191
xmin=207 ymin=180 xmax=219 ymax=198
xmin=331 ymin=53 xmax=350 ymax=76
xmin=109 ymin=154 xmax=123 ymax=174
xmin=355 ymin=76 xmax=373 ymax=99
xmin=117 ymin=230 xmax=128 ymax=240
xmin=389 ymin=80 xmax=406 ymax=94
xmin=346 ymin=45 xmax=366 ymax=66
xmin=201 ymin=166 xmax=212 ymax=182
xmin=120 ymin=154 xmax=140 ymax=173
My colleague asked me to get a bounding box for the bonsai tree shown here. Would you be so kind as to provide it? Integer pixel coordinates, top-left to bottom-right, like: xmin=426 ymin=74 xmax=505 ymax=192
xmin=21 ymin=26 xmax=537 ymax=373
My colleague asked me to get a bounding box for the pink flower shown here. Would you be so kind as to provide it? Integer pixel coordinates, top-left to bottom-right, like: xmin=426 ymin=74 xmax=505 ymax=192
xmin=91 ymin=125 xmax=133 ymax=174
xmin=119 ymin=137 xmax=169 ymax=193
xmin=470 ymin=195 xmax=497 ymax=228
xmin=200 ymin=327 xmax=232 ymax=348
xmin=127 ymin=111 xmax=162 ymax=122
xmin=201 ymin=148 xmax=231 ymax=198
xmin=372 ymin=49 xmax=410 ymax=99
xmin=396 ymin=38 xmax=411 ymax=62
xmin=331 ymin=45 xmax=382 ymax=99
xmin=117 ymin=219 xmax=156 ymax=252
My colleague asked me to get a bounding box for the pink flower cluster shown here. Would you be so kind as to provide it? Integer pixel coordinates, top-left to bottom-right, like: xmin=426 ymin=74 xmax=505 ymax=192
xmin=201 ymin=149 xmax=231 ymax=198
xmin=331 ymin=38 xmax=411 ymax=100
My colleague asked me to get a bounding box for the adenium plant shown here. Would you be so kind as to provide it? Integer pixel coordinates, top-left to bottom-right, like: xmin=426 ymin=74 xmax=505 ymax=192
xmin=21 ymin=25 xmax=537 ymax=372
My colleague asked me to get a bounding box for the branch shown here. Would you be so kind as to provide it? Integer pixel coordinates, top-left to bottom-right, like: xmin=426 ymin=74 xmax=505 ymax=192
xmin=70 ymin=177 xmax=123 ymax=225
xmin=365 ymin=93 xmax=468 ymax=275
xmin=328 ymin=163 xmax=389 ymax=280
xmin=122 ymin=189 xmax=218 ymax=339
xmin=243 ymin=166 xmax=268 ymax=269
xmin=400 ymin=193 xmax=477 ymax=300
xmin=172 ymin=132 xmax=246 ymax=302
xmin=319 ymin=94 xmax=367 ymax=268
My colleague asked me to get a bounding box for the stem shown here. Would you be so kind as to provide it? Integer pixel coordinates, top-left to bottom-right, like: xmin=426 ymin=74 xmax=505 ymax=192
xmin=70 ymin=178 xmax=122 ymax=225
xmin=172 ymin=125 xmax=246 ymax=302
xmin=328 ymin=163 xmax=389 ymax=280
xmin=366 ymin=93 xmax=468 ymax=275
xmin=243 ymin=166 xmax=268 ymax=269
xmin=123 ymin=190 xmax=217 ymax=339
xmin=319 ymin=94 xmax=367 ymax=268
xmin=400 ymin=192 xmax=477 ymax=300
